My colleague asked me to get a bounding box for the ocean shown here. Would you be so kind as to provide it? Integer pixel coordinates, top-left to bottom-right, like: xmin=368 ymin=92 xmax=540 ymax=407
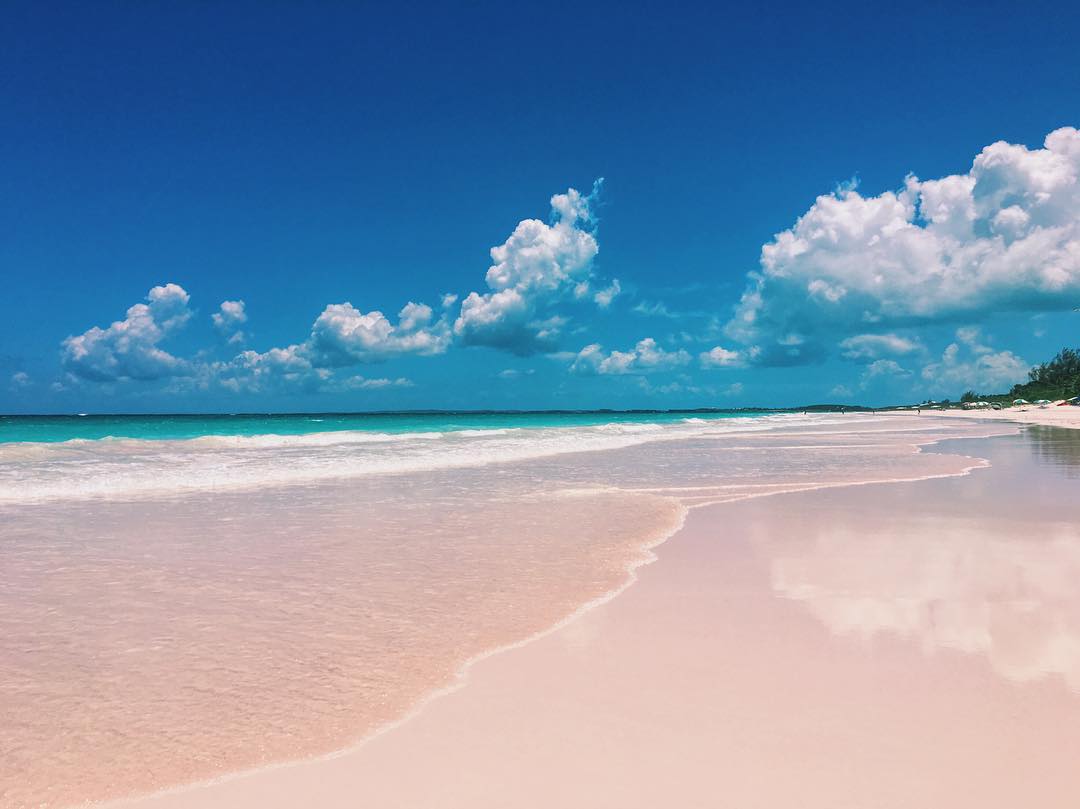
xmin=0 ymin=410 xmax=768 ymax=444
xmin=0 ymin=410 xmax=771 ymax=504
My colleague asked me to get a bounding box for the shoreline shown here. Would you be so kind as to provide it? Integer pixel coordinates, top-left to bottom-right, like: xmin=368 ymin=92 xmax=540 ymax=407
xmin=103 ymin=419 xmax=1017 ymax=809
xmin=890 ymin=406 xmax=1080 ymax=430
xmin=101 ymin=502 xmax=697 ymax=808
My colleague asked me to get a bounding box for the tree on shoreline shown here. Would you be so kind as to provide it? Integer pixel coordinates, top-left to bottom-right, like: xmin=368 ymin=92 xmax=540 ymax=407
xmin=950 ymin=348 xmax=1079 ymax=404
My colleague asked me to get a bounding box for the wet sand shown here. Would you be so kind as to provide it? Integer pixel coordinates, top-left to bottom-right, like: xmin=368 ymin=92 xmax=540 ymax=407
xmin=115 ymin=426 xmax=1080 ymax=809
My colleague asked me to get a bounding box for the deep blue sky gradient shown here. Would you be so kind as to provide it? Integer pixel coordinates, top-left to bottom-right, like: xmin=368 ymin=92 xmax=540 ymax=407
xmin=3 ymin=1 xmax=1079 ymax=412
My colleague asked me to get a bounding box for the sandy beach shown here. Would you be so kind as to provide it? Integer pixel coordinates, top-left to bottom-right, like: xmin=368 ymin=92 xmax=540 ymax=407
xmin=83 ymin=420 xmax=1080 ymax=809
xmin=923 ymin=405 xmax=1080 ymax=430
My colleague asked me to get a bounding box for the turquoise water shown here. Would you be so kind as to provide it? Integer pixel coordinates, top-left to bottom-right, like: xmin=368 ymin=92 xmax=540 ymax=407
xmin=0 ymin=410 xmax=768 ymax=444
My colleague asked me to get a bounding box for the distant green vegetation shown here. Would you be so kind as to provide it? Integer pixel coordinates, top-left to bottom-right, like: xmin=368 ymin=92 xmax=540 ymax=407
xmin=958 ymin=347 xmax=1080 ymax=404
xmin=795 ymin=404 xmax=876 ymax=412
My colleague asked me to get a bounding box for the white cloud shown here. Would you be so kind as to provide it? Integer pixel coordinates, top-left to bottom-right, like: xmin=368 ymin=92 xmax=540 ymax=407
xmin=571 ymin=337 xmax=691 ymax=375
xmin=454 ymin=182 xmax=615 ymax=355
xmin=212 ymin=300 xmax=247 ymax=344
xmin=920 ymin=328 xmax=1028 ymax=394
xmin=203 ymin=295 xmax=452 ymax=392
xmin=61 ymin=283 xmax=193 ymax=382
xmin=306 ymin=301 xmax=450 ymax=366
xmin=723 ymin=381 xmax=744 ymax=396
xmin=728 ymin=127 xmax=1080 ymax=365
xmin=339 ymin=375 xmax=414 ymax=390
xmin=497 ymin=368 xmax=536 ymax=379
xmin=839 ymin=333 xmax=922 ymax=361
xmin=632 ymin=300 xmax=677 ymax=318
xmin=55 ymin=185 xmax=619 ymax=391
xmin=10 ymin=371 xmax=30 ymax=388
xmin=699 ymin=345 xmax=743 ymax=368
xmin=859 ymin=358 xmax=912 ymax=390
xmin=214 ymin=345 xmax=323 ymax=393
xmin=593 ymin=278 xmax=621 ymax=307
xmin=208 ymin=344 xmax=417 ymax=394
xmin=830 ymin=384 xmax=854 ymax=398
xmin=863 ymin=359 xmax=910 ymax=379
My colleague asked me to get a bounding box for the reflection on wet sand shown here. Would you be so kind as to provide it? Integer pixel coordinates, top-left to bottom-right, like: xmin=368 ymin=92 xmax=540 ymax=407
xmin=1026 ymin=425 xmax=1080 ymax=478
xmin=765 ymin=427 xmax=1080 ymax=692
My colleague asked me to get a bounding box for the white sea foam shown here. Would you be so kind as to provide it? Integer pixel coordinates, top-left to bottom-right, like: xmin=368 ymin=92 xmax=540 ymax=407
xmin=0 ymin=414 xmax=853 ymax=505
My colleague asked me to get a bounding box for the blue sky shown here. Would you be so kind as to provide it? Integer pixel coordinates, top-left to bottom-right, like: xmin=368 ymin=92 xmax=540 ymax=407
xmin=3 ymin=0 xmax=1079 ymax=413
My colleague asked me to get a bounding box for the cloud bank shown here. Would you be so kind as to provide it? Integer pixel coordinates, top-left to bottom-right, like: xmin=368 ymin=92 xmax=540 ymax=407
xmin=728 ymin=127 xmax=1080 ymax=366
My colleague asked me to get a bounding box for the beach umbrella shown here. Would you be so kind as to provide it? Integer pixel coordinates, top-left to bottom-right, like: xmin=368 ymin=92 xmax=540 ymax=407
xmin=1013 ymin=398 xmax=1030 ymax=405
xmin=1035 ymin=399 xmax=1051 ymax=408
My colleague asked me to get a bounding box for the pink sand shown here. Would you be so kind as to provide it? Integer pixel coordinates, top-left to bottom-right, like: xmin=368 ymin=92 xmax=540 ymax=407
xmin=107 ymin=424 xmax=1080 ymax=809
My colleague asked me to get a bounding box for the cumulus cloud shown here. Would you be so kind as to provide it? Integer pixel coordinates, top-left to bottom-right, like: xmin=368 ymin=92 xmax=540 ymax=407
xmin=306 ymin=301 xmax=450 ymax=366
xmin=699 ymin=345 xmax=743 ymax=368
xmin=61 ymin=283 xmax=193 ymax=382
xmin=10 ymin=371 xmax=30 ymax=388
xmin=212 ymin=300 xmax=248 ymax=344
xmin=863 ymin=358 xmax=910 ymax=378
xmin=208 ymin=344 xmax=417 ymax=394
xmin=859 ymin=358 xmax=912 ymax=390
xmin=213 ymin=345 xmax=323 ymax=393
xmin=208 ymin=299 xmax=448 ymax=391
xmin=728 ymin=127 xmax=1080 ymax=365
xmin=839 ymin=333 xmax=922 ymax=361
xmin=920 ymin=328 xmax=1028 ymax=394
xmin=454 ymin=182 xmax=616 ymax=355
xmin=55 ymin=184 xmax=623 ymax=393
xmin=571 ymin=337 xmax=691 ymax=375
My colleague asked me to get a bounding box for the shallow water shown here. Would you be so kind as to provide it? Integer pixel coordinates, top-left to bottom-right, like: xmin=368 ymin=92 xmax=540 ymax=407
xmin=0 ymin=410 xmax=767 ymax=444
xmin=0 ymin=414 xmax=1008 ymax=807
xmin=766 ymin=427 xmax=1080 ymax=693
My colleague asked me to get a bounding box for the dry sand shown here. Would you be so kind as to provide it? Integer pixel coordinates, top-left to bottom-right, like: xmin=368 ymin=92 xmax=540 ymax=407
xmin=116 ymin=427 xmax=1080 ymax=809
xmin=911 ymin=404 xmax=1080 ymax=430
